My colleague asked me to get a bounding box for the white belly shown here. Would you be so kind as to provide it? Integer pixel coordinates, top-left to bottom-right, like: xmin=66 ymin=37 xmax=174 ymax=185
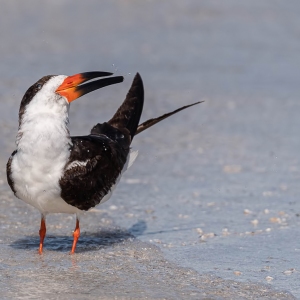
xmin=11 ymin=149 xmax=80 ymax=214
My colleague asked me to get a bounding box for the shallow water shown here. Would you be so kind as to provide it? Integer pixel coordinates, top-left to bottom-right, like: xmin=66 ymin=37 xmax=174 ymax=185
xmin=0 ymin=1 xmax=299 ymax=298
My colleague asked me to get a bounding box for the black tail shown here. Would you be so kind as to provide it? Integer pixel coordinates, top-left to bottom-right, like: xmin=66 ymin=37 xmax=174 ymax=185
xmin=108 ymin=73 xmax=144 ymax=139
xmin=135 ymin=101 xmax=203 ymax=135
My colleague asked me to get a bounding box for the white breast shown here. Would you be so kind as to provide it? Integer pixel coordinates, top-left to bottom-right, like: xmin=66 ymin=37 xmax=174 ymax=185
xmin=11 ymin=75 xmax=81 ymax=214
xmin=11 ymin=115 xmax=81 ymax=214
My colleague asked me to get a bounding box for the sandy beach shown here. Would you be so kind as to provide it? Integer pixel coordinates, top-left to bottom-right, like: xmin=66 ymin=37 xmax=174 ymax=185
xmin=0 ymin=1 xmax=299 ymax=298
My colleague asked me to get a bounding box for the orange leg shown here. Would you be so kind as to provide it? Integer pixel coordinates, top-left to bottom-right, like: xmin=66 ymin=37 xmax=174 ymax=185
xmin=39 ymin=216 xmax=46 ymax=254
xmin=70 ymin=218 xmax=80 ymax=254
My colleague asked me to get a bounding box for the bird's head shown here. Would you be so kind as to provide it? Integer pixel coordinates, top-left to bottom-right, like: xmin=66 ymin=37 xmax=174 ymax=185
xmin=18 ymin=72 xmax=123 ymax=125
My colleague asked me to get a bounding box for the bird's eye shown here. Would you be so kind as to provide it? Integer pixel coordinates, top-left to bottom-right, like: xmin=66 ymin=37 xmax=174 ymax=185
xmin=36 ymin=84 xmax=42 ymax=90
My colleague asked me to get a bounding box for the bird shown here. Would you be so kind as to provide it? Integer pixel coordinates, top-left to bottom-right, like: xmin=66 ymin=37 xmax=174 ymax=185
xmin=6 ymin=71 xmax=202 ymax=254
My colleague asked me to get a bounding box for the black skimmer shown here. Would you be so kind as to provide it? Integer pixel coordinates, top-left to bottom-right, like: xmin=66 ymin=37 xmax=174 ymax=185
xmin=7 ymin=71 xmax=202 ymax=254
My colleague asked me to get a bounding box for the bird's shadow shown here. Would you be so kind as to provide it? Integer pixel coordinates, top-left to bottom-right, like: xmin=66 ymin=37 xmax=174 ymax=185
xmin=10 ymin=220 xmax=147 ymax=253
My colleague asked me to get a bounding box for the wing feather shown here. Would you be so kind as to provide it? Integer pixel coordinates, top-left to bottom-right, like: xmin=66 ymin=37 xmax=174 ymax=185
xmin=60 ymin=131 xmax=130 ymax=211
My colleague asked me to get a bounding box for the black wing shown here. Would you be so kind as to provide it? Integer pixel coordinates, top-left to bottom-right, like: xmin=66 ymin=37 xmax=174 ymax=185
xmin=60 ymin=124 xmax=130 ymax=211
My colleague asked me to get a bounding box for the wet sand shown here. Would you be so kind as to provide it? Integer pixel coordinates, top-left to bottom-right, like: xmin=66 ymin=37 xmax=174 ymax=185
xmin=0 ymin=1 xmax=299 ymax=298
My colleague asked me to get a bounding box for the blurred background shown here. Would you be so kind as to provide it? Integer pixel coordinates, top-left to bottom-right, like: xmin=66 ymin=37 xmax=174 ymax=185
xmin=0 ymin=1 xmax=299 ymax=298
